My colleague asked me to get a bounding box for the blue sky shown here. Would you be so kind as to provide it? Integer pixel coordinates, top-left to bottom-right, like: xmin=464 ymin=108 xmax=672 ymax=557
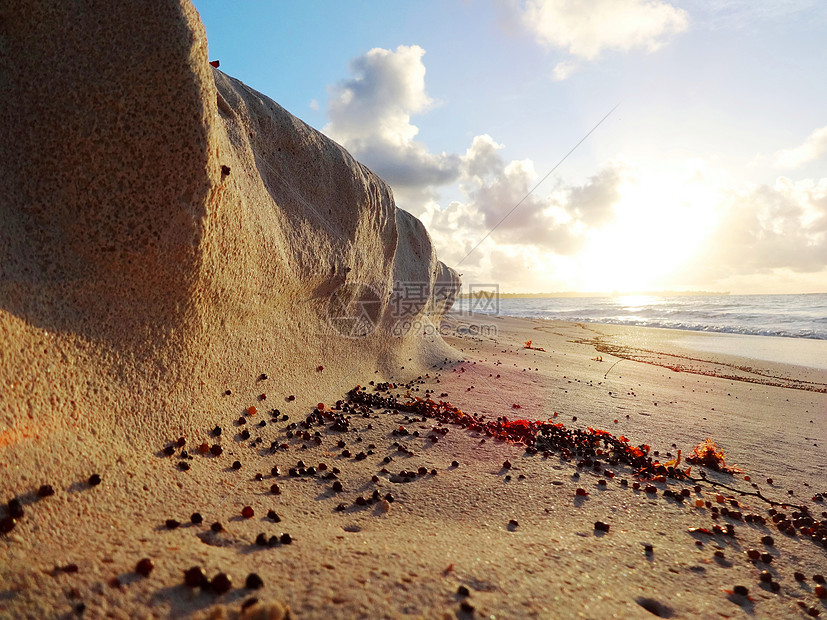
xmin=193 ymin=0 xmax=827 ymax=294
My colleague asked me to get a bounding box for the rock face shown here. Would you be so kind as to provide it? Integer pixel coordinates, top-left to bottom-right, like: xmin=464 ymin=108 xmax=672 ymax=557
xmin=0 ymin=0 xmax=459 ymax=463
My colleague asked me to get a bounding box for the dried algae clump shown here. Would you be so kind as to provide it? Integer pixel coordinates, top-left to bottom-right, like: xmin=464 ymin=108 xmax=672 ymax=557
xmin=686 ymin=438 xmax=740 ymax=473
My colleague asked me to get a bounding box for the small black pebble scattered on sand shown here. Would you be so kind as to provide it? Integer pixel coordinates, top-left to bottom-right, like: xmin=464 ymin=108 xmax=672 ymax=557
xmin=184 ymin=566 xmax=208 ymax=588
xmin=135 ymin=558 xmax=154 ymax=577
xmin=0 ymin=516 xmax=16 ymax=534
xmin=245 ymin=573 xmax=264 ymax=589
xmin=210 ymin=572 xmax=232 ymax=595
xmin=88 ymin=474 xmax=102 ymax=486
xmin=8 ymin=498 xmax=23 ymax=519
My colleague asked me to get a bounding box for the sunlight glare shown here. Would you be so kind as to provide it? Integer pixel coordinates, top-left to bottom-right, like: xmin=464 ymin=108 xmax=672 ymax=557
xmin=575 ymin=175 xmax=717 ymax=293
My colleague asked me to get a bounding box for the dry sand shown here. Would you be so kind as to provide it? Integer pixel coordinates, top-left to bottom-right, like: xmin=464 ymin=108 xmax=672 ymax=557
xmin=2 ymin=313 xmax=826 ymax=619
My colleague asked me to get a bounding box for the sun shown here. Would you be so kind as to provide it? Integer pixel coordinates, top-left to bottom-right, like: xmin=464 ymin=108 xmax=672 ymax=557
xmin=575 ymin=175 xmax=717 ymax=293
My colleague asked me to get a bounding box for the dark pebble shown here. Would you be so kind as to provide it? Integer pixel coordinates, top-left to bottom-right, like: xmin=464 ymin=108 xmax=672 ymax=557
xmin=0 ymin=516 xmax=16 ymax=534
xmin=211 ymin=522 xmax=224 ymax=533
xmin=135 ymin=558 xmax=154 ymax=577
xmin=232 ymin=461 xmax=242 ymax=470
xmin=761 ymin=535 xmax=774 ymax=546
xmin=245 ymin=573 xmax=264 ymax=589
xmin=795 ymin=572 xmax=806 ymax=581
xmin=760 ymin=570 xmax=772 ymax=583
xmin=178 ymin=462 xmax=190 ymax=471
xmin=451 ymin=461 xmax=459 ymax=467
xmin=270 ymin=484 xmax=281 ymax=495
xmin=280 ymin=533 xmax=292 ymax=544
xmin=163 ymin=445 xmax=175 ymax=456
xmin=256 ymin=533 xmax=268 ymax=546
xmin=457 ymin=584 xmax=470 ymax=597
xmin=165 ymin=519 xmax=180 ymax=530
xmin=210 ymin=572 xmax=232 ymax=595
xmin=88 ymin=474 xmax=101 ymax=486
xmin=8 ymin=498 xmax=23 ymax=519
xmin=191 ymin=512 xmax=203 ymax=525
xmin=594 ymin=521 xmax=610 ymax=532
xmin=184 ymin=566 xmax=208 ymax=588
xmin=212 ymin=426 xmax=222 ymax=437
xmin=733 ymin=585 xmax=749 ymax=596
xmin=460 ymin=600 xmax=475 ymax=613
xmin=267 ymin=510 xmax=280 ymax=522
xmin=210 ymin=444 xmax=223 ymax=456
xmin=332 ymin=481 xmax=343 ymax=492
xmin=240 ymin=430 xmax=251 ymax=440
xmin=241 ymin=506 xmax=254 ymax=519
xmin=37 ymin=485 xmax=55 ymax=498
xmin=815 ymin=575 xmax=826 ymax=584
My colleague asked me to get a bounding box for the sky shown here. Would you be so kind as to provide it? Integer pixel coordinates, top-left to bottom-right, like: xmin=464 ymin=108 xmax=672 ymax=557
xmin=192 ymin=0 xmax=827 ymax=295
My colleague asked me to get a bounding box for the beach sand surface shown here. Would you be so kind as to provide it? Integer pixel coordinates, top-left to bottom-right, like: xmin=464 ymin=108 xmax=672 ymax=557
xmin=2 ymin=314 xmax=826 ymax=619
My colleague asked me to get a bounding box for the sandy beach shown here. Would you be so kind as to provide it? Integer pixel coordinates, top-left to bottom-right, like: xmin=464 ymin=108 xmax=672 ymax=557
xmin=2 ymin=314 xmax=826 ymax=619
xmin=3 ymin=3 xmax=827 ymax=618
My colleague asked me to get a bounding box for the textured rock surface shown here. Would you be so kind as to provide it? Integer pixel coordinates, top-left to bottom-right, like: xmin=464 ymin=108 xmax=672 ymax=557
xmin=0 ymin=0 xmax=458 ymax=457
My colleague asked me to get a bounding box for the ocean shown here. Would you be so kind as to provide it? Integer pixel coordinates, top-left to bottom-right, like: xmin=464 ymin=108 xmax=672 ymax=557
xmin=451 ymin=293 xmax=827 ymax=369
xmin=453 ymin=293 xmax=827 ymax=340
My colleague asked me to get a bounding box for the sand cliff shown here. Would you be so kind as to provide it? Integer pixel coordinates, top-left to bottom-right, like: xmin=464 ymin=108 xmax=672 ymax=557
xmin=0 ymin=0 xmax=458 ymax=471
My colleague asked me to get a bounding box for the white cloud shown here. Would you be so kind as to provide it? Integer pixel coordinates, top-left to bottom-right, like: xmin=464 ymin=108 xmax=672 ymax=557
xmin=522 ymin=0 xmax=689 ymax=62
xmin=551 ymin=60 xmax=578 ymax=81
xmin=424 ymin=138 xmax=629 ymax=267
xmin=309 ymin=99 xmax=320 ymax=111
xmin=682 ymin=176 xmax=827 ymax=281
xmin=324 ymin=45 xmax=460 ymax=190
xmin=774 ymin=125 xmax=827 ymax=168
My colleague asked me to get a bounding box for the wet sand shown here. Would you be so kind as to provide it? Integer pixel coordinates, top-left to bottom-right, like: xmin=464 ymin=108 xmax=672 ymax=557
xmin=2 ymin=315 xmax=827 ymax=619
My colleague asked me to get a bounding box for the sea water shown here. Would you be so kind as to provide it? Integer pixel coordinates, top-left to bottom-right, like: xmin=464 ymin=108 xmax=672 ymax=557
xmin=451 ymin=293 xmax=827 ymax=369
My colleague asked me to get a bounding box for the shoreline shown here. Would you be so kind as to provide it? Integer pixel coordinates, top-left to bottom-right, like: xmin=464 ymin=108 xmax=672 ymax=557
xmin=449 ymin=310 xmax=827 ymax=376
